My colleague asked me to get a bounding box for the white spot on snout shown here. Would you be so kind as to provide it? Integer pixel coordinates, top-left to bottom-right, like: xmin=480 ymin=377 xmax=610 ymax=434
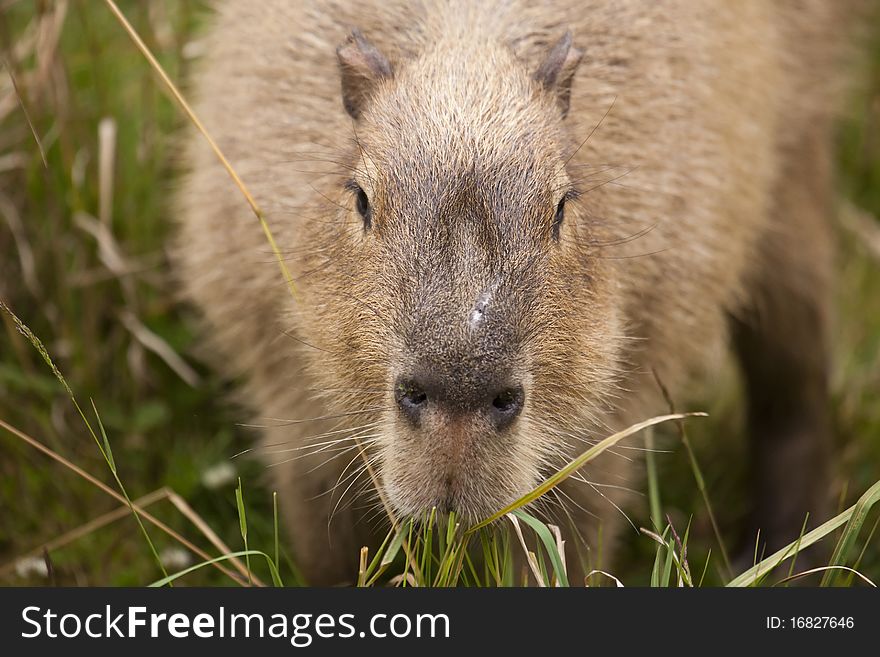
xmin=468 ymin=291 xmax=492 ymax=329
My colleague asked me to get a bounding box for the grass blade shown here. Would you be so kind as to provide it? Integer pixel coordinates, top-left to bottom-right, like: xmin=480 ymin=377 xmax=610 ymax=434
xmin=729 ymin=479 xmax=880 ymax=587
xmin=778 ymin=566 xmax=876 ymax=588
xmin=470 ymin=413 xmax=705 ymax=532
xmin=150 ymin=550 xmax=282 ymax=588
xmin=273 ymin=491 xmax=279 ymax=575
xmin=507 ymin=514 xmax=546 ymax=586
xmin=510 ymin=510 xmax=570 ymax=587
xmin=91 ymin=400 xmax=116 ymax=474
xmin=234 ymin=478 xmax=251 ymax=585
xmin=821 ymin=479 xmax=880 ymax=586
xmin=644 ymin=426 xmax=662 ymax=532
xmin=381 ymin=521 xmax=410 ymax=569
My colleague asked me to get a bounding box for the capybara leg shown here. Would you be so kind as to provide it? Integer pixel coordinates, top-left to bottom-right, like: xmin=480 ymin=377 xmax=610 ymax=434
xmin=731 ymin=133 xmax=834 ymax=562
xmin=732 ymin=307 xmax=832 ymax=558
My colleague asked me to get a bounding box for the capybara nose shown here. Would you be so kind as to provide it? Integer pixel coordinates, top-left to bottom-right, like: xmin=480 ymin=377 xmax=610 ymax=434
xmin=394 ymin=375 xmax=524 ymax=431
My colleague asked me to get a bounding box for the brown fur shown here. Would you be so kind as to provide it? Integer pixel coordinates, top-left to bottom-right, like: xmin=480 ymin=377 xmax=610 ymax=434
xmin=172 ymin=0 xmax=864 ymax=584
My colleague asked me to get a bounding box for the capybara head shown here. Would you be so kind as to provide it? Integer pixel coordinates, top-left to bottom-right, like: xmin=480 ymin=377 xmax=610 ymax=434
xmin=297 ymin=30 xmax=625 ymax=521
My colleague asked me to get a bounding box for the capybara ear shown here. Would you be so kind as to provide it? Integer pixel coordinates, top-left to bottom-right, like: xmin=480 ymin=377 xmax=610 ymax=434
xmin=533 ymin=31 xmax=583 ymax=118
xmin=336 ymin=28 xmax=393 ymax=119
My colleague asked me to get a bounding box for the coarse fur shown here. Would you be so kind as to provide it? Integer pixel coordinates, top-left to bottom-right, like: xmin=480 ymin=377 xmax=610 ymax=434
xmin=172 ymin=0 xmax=865 ymax=584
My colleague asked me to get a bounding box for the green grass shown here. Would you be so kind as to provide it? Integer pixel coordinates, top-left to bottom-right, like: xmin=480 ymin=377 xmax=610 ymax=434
xmin=1 ymin=0 xmax=879 ymax=587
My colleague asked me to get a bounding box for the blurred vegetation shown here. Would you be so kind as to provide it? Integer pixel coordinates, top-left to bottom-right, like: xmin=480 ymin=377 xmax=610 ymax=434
xmin=0 ymin=0 xmax=878 ymax=586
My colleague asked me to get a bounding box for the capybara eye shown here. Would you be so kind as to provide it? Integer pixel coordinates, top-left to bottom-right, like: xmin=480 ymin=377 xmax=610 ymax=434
xmin=552 ymin=197 xmax=565 ymax=240
xmin=355 ymin=185 xmax=372 ymax=229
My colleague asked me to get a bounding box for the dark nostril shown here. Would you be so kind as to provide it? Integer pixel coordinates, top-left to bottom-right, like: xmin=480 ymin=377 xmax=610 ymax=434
xmin=396 ymin=380 xmax=427 ymax=406
xmin=492 ymin=389 xmax=518 ymax=412
xmin=489 ymin=386 xmax=524 ymax=429
xmin=395 ymin=378 xmax=428 ymax=425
